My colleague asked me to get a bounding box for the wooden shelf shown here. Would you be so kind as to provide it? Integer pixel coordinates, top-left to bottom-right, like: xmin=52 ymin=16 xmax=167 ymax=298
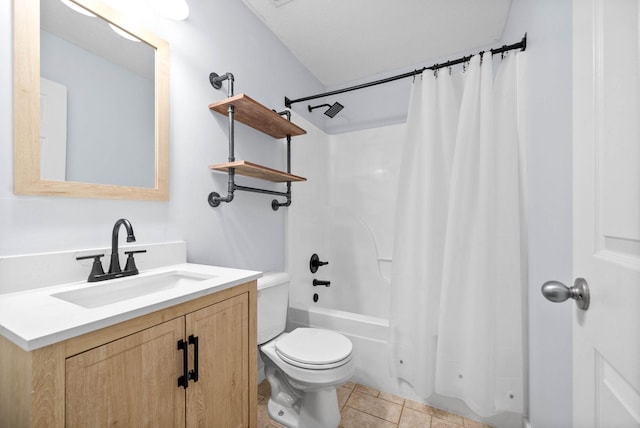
xmin=209 ymin=94 xmax=307 ymax=139
xmin=209 ymin=161 xmax=307 ymax=183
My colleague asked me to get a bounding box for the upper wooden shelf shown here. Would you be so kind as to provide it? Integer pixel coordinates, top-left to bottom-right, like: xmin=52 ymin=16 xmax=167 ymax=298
xmin=209 ymin=161 xmax=307 ymax=183
xmin=208 ymin=94 xmax=307 ymax=139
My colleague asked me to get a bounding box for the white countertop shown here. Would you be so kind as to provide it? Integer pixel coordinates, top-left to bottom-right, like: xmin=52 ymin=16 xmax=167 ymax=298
xmin=0 ymin=263 xmax=261 ymax=351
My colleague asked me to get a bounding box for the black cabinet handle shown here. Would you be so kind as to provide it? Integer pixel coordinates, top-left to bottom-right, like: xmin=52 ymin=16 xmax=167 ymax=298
xmin=177 ymin=339 xmax=188 ymax=389
xmin=188 ymin=335 xmax=199 ymax=383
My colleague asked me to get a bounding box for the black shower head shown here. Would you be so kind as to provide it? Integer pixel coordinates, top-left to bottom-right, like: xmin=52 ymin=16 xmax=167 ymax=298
xmin=324 ymin=102 xmax=344 ymax=118
xmin=308 ymin=102 xmax=344 ymax=118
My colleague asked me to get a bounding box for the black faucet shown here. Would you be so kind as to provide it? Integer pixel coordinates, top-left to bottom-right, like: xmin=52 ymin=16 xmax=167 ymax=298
xmin=109 ymin=218 xmax=136 ymax=274
xmin=76 ymin=218 xmax=146 ymax=282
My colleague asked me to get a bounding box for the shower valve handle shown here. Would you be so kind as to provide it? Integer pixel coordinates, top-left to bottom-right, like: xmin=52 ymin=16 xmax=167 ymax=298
xmin=313 ymin=279 xmax=330 ymax=287
xmin=309 ymin=253 xmax=329 ymax=273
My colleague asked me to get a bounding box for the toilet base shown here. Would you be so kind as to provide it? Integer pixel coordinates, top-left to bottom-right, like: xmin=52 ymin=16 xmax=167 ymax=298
xmin=263 ymin=351 xmax=343 ymax=428
xmin=268 ymin=399 xmax=299 ymax=428
xmin=260 ymin=331 xmax=354 ymax=428
xmin=267 ymin=387 xmax=340 ymax=428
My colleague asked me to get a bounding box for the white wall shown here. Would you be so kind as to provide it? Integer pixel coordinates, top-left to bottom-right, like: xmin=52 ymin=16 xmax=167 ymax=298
xmin=502 ymin=1 xmax=573 ymax=427
xmin=0 ymin=0 xmax=324 ymax=273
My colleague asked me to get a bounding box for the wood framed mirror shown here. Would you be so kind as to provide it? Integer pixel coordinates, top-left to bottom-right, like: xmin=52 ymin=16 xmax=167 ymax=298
xmin=13 ymin=0 xmax=169 ymax=200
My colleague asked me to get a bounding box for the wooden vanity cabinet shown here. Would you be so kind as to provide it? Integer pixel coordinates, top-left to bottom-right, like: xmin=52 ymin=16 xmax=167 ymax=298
xmin=184 ymin=294 xmax=251 ymax=427
xmin=0 ymin=281 xmax=257 ymax=428
xmin=66 ymin=317 xmax=186 ymax=427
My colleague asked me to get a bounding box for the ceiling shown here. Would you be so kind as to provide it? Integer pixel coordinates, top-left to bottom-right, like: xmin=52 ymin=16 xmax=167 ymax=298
xmin=241 ymin=0 xmax=513 ymax=87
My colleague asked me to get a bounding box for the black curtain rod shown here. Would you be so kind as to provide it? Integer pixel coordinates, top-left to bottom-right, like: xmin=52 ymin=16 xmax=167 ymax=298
xmin=285 ymin=33 xmax=527 ymax=108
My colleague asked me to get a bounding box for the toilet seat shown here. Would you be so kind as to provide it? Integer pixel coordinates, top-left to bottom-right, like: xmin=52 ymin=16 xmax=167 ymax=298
xmin=275 ymin=328 xmax=353 ymax=370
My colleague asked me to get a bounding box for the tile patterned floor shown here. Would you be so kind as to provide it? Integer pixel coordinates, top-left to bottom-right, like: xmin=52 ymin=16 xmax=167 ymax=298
xmin=257 ymin=380 xmax=493 ymax=428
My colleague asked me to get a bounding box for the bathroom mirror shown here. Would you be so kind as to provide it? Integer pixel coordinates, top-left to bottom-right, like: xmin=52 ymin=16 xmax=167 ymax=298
xmin=13 ymin=0 xmax=169 ymax=200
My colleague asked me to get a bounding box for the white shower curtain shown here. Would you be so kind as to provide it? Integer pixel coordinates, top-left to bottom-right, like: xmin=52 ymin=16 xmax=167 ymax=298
xmin=389 ymin=52 xmax=526 ymax=417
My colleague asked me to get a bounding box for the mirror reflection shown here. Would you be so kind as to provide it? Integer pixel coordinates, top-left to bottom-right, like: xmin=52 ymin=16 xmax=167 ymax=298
xmin=13 ymin=0 xmax=168 ymax=200
xmin=40 ymin=0 xmax=155 ymax=188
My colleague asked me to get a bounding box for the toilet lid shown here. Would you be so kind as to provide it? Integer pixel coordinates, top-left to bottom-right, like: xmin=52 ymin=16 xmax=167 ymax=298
xmin=275 ymin=328 xmax=352 ymax=367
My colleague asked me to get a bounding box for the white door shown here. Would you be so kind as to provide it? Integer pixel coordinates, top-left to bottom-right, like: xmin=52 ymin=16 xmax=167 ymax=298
xmin=572 ymin=0 xmax=640 ymax=426
xmin=40 ymin=77 xmax=68 ymax=181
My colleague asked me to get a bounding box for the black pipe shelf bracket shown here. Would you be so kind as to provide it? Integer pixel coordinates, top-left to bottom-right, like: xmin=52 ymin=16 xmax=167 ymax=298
xmin=207 ymin=72 xmax=307 ymax=211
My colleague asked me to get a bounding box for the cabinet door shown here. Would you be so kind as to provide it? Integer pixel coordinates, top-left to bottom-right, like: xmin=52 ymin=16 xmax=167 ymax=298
xmin=66 ymin=317 xmax=186 ymax=428
xmin=186 ymin=293 xmax=249 ymax=427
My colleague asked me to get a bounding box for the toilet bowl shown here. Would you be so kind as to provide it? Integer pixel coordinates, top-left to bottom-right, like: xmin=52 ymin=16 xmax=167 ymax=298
xmin=258 ymin=273 xmax=355 ymax=428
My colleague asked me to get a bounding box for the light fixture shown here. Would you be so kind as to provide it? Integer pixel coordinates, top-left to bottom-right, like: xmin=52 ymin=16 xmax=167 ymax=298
xmin=60 ymin=0 xmax=96 ymax=17
xmin=108 ymin=24 xmax=140 ymax=42
xmin=148 ymin=0 xmax=190 ymax=20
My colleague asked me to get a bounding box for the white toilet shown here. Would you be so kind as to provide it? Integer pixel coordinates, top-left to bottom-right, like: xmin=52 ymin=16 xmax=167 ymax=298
xmin=258 ymin=272 xmax=355 ymax=428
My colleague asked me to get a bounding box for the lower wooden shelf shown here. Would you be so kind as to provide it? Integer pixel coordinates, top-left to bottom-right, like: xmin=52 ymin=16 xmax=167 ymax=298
xmin=209 ymin=160 xmax=307 ymax=183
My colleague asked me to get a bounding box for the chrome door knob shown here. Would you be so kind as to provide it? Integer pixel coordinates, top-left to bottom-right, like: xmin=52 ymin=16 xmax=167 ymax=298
xmin=541 ymin=278 xmax=590 ymax=310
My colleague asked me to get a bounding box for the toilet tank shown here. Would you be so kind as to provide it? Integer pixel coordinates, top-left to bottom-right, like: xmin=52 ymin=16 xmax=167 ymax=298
xmin=257 ymin=272 xmax=290 ymax=345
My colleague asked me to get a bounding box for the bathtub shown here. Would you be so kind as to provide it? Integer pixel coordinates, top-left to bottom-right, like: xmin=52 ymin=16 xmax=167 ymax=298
xmin=286 ymin=305 xmax=523 ymax=428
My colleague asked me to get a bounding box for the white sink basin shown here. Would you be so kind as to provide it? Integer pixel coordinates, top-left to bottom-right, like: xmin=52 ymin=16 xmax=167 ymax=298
xmin=0 ymin=261 xmax=261 ymax=351
xmin=52 ymin=270 xmax=215 ymax=308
